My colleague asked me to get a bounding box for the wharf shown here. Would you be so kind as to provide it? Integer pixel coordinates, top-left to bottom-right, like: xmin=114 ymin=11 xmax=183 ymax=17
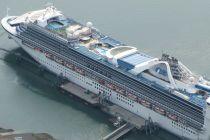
xmin=60 ymin=82 xmax=99 ymax=106
xmin=101 ymin=104 xmax=145 ymax=129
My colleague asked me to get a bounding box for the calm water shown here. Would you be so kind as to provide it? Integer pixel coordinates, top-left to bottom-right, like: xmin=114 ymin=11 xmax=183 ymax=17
xmin=0 ymin=0 xmax=210 ymax=140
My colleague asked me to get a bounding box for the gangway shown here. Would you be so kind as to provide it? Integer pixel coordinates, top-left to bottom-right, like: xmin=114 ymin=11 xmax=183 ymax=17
xmin=102 ymin=123 xmax=134 ymax=140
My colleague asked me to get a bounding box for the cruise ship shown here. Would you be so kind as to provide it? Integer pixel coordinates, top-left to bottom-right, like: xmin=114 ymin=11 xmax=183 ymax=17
xmin=1 ymin=6 xmax=210 ymax=140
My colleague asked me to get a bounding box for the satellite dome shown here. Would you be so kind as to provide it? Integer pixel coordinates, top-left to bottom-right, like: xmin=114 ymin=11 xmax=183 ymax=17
xmin=117 ymin=116 xmax=121 ymax=121
xmin=69 ymin=29 xmax=74 ymax=34
xmin=189 ymin=76 xmax=195 ymax=82
xmin=86 ymin=22 xmax=93 ymax=28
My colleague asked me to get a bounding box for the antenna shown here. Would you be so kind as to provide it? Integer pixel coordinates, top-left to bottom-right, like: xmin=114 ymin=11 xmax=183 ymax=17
xmin=44 ymin=2 xmax=54 ymax=8
xmin=6 ymin=7 xmax=10 ymax=17
xmin=161 ymin=50 xmax=164 ymax=55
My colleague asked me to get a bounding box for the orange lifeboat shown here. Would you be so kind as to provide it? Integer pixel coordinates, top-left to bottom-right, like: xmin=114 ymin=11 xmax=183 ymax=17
xmin=127 ymin=93 xmax=137 ymax=101
xmin=141 ymin=100 xmax=151 ymax=108
xmin=138 ymin=98 xmax=142 ymax=104
xmin=115 ymin=86 xmax=120 ymax=93
xmin=115 ymin=87 xmax=126 ymax=95
xmin=45 ymin=52 xmax=52 ymax=58
xmin=75 ymin=66 xmax=85 ymax=75
xmin=167 ymin=114 xmax=178 ymax=121
xmin=66 ymin=63 xmax=74 ymax=70
xmin=106 ymin=83 xmax=116 ymax=90
xmin=34 ymin=47 xmax=42 ymax=52
xmin=55 ymin=57 xmax=64 ymax=65
xmin=121 ymin=89 xmax=126 ymax=95
xmin=154 ymin=106 xmax=165 ymax=115
xmin=98 ymin=79 xmax=105 ymax=85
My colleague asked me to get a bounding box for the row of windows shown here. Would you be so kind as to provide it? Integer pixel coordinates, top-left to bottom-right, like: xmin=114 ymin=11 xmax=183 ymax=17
xmin=118 ymin=94 xmax=134 ymax=104
xmin=86 ymin=82 xmax=92 ymax=86
xmin=92 ymin=81 xmax=112 ymax=92
xmin=116 ymin=94 xmax=134 ymax=107
xmin=36 ymin=55 xmax=88 ymax=84
xmin=172 ymin=121 xmax=196 ymax=135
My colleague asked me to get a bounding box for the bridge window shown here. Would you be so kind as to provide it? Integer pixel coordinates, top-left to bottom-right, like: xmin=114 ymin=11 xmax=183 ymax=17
xmin=155 ymin=67 xmax=167 ymax=76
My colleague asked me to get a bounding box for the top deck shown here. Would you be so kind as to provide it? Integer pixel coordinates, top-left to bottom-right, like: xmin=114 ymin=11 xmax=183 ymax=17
xmin=118 ymin=53 xmax=155 ymax=70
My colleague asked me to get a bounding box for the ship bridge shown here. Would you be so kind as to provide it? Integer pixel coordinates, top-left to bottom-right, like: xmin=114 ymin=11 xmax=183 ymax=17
xmin=9 ymin=6 xmax=63 ymax=27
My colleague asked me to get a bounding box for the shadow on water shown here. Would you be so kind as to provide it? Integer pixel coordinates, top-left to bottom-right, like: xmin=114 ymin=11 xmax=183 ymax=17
xmin=3 ymin=47 xmax=113 ymax=128
xmin=2 ymin=47 xmax=180 ymax=140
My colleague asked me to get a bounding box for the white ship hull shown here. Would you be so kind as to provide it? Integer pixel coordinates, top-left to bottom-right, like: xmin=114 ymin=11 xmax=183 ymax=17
xmin=10 ymin=35 xmax=210 ymax=140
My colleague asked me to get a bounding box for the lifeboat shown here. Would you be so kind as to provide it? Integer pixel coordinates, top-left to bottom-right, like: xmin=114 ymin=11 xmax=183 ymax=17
xmin=115 ymin=87 xmax=126 ymax=95
xmin=66 ymin=63 xmax=74 ymax=69
xmin=55 ymin=57 xmax=64 ymax=65
xmin=119 ymin=89 xmax=126 ymax=95
xmin=45 ymin=52 xmax=52 ymax=58
xmin=79 ymin=69 xmax=85 ymax=75
xmin=106 ymin=83 xmax=116 ymax=90
xmin=121 ymin=89 xmax=127 ymax=95
xmin=141 ymin=100 xmax=151 ymax=108
xmin=75 ymin=66 xmax=85 ymax=75
xmin=154 ymin=106 xmax=165 ymax=115
xmin=159 ymin=108 xmax=166 ymax=115
xmin=138 ymin=98 xmax=142 ymax=104
xmin=127 ymin=93 xmax=137 ymax=101
xmin=167 ymin=114 xmax=178 ymax=121
xmin=34 ymin=47 xmax=42 ymax=52
xmin=115 ymin=86 xmax=120 ymax=93
xmin=98 ymin=79 xmax=105 ymax=85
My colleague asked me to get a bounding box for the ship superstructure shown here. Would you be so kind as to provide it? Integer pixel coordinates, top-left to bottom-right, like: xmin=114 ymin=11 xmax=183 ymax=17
xmin=1 ymin=6 xmax=210 ymax=140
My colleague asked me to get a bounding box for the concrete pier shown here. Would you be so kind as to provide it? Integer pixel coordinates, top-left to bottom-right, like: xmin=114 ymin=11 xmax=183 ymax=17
xmin=101 ymin=104 xmax=145 ymax=129
xmin=60 ymin=82 xmax=100 ymax=106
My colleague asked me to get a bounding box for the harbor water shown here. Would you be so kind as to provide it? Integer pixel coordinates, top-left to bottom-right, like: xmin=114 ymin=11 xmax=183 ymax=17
xmin=0 ymin=0 xmax=210 ymax=139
